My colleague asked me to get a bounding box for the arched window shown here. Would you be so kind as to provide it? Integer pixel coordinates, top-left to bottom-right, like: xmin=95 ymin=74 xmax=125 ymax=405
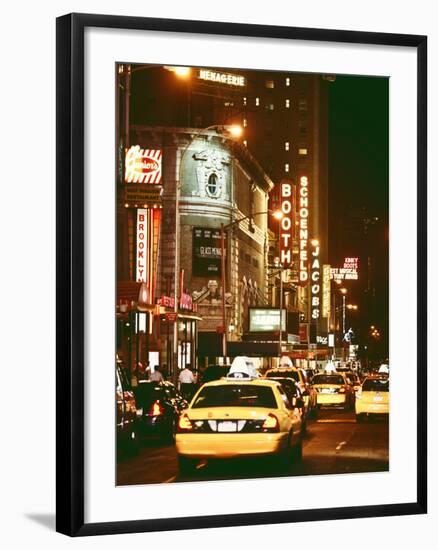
xmin=206 ymin=173 xmax=219 ymax=197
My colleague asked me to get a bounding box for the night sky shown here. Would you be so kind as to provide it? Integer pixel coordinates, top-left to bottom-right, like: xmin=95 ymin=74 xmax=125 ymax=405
xmin=328 ymin=75 xmax=389 ymax=355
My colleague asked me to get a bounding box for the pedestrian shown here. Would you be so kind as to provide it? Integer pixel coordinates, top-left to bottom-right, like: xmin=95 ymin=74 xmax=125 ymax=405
xmin=149 ymin=365 xmax=164 ymax=382
xmin=179 ymin=363 xmax=196 ymax=400
xmin=160 ymin=364 xmax=168 ymax=380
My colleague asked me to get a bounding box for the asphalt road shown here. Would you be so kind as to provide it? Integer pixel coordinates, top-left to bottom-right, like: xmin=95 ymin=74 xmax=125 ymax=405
xmin=117 ymin=409 xmax=389 ymax=486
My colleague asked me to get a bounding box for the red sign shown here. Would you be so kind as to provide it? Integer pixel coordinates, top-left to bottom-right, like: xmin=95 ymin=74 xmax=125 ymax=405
xmin=125 ymin=146 xmax=162 ymax=184
xmin=280 ymin=181 xmax=294 ymax=267
xmin=157 ymin=295 xmax=175 ymax=308
xmin=299 ymin=323 xmax=308 ymax=343
xmin=165 ymin=312 xmax=178 ymax=322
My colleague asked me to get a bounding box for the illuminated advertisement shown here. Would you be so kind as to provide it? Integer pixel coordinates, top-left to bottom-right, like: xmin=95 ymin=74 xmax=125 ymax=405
xmin=311 ymin=241 xmax=320 ymax=319
xmin=249 ymin=308 xmax=286 ymax=332
xmin=298 ymin=176 xmax=309 ymax=283
xmin=322 ymin=264 xmax=331 ymax=318
xmin=279 ymin=181 xmax=294 ymax=266
xmin=330 ymin=257 xmax=359 ymax=282
xmin=125 ymin=146 xmax=162 ymax=184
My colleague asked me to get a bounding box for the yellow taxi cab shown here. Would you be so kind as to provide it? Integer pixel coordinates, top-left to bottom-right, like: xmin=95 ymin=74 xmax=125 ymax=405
xmin=264 ymin=366 xmax=318 ymax=416
xmin=311 ymin=372 xmax=355 ymax=410
xmin=355 ymin=375 xmax=389 ymax=422
xmin=175 ymin=372 xmax=303 ymax=473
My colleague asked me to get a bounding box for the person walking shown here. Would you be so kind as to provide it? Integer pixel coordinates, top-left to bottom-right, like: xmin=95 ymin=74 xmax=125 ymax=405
xmin=149 ymin=365 xmax=164 ymax=382
xmin=179 ymin=364 xmax=196 ymax=400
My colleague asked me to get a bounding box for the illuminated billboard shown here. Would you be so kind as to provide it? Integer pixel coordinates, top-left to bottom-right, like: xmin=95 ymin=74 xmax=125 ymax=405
xmin=125 ymin=146 xmax=162 ymax=184
xmin=249 ymin=308 xmax=286 ymax=332
xmin=322 ymin=264 xmax=331 ymax=318
xmin=330 ymin=257 xmax=359 ymax=282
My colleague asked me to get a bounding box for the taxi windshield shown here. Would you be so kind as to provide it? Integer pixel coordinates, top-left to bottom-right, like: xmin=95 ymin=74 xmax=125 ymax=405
xmin=192 ymin=384 xmax=277 ymax=409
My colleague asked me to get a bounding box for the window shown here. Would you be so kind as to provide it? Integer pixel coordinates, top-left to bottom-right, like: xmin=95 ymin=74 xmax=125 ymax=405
xmin=243 ymin=118 xmax=247 ymax=127
xmin=243 ymin=96 xmax=247 ymax=106
xmin=299 ymin=100 xmax=308 ymax=112
xmin=265 ymin=103 xmax=274 ymax=111
xmin=285 ymin=77 xmax=291 ymax=86
xmin=299 ymin=124 xmax=307 ymax=135
xmin=255 ymin=97 xmax=260 ymax=106
xmin=285 ymin=163 xmax=289 ymax=172
xmin=285 ymin=141 xmax=290 ymax=151
xmin=362 ymin=379 xmax=389 ymax=392
xmin=298 ymin=148 xmax=308 ymax=156
xmin=252 ymin=257 xmax=259 ymax=268
xmin=265 ymin=79 xmax=275 ymax=88
xmin=206 ymin=173 xmax=219 ymax=197
xmin=243 ymin=140 xmax=248 ymax=147
xmin=192 ymin=384 xmax=277 ymax=409
xmin=313 ymin=374 xmax=345 ymax=385
xmin=285 ymin=99 xmax=290 ymax=108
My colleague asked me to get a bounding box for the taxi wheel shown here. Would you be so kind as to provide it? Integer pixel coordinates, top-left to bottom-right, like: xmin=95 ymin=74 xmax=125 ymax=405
xmin=178 ymin=455 xmax=198 ymax=474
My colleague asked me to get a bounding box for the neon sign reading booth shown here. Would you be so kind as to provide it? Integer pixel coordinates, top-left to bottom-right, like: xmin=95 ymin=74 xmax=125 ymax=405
xmin=280 ymin=181 xmax=294 ymax=266
xmin=298 ymin=176 xmax=309 ymax=283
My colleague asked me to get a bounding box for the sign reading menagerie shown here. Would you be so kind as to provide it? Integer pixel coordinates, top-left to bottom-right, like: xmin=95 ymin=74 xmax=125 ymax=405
xmin=198 ymin=69 xmax=246 ymax=87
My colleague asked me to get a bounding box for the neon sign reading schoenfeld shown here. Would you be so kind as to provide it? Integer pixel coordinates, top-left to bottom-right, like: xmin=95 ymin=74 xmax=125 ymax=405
xmin=298 ymin=176 xmax=309 ymax=283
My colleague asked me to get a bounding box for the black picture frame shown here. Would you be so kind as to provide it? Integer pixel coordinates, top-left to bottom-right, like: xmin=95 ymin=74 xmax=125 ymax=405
xmin=56 ymin=13 xmax=427 ymax=537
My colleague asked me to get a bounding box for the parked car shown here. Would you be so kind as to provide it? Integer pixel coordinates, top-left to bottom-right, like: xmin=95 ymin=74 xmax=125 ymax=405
xmin=355 ymin=375 xmax=389 ymax=422
xmin=134 ymin=380 xmax=188 ymax=442
xmin=176 ymin=373 xmax=303 ymax=473
xmin=116 ymin=362 xmax=139 ymax=457
xmin=312 ymin=372 xmax=355 ymax=410
xmin=265 ymin=367 xmax=318 ymax=417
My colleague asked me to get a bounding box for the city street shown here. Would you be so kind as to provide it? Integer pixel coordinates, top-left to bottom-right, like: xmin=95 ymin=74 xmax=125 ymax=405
xmin=117 ymin=408 xmax=389 ymax=485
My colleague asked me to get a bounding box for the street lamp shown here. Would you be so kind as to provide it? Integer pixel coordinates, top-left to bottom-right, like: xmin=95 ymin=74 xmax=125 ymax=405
xmin=220 ymin=209 xmax=282 ymax=359
xmin=339 ymin=287 xmax=347 ymax=335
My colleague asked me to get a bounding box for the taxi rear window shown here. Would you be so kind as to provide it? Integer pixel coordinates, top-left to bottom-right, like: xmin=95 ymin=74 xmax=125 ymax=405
xmin=192 ymin=384 xmax=277 ymax=409
xmin=362 ymin=379 xmax=389 ymax=392
xmin=312 ymin=374 xmax=344 ymax=385
xmin=265 ymin=370 xmax=300 ymax=383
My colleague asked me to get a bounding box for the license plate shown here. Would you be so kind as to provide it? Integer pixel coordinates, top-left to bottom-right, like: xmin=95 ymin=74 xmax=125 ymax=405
xmin=217 ymin=421 xmax=237 ymax=432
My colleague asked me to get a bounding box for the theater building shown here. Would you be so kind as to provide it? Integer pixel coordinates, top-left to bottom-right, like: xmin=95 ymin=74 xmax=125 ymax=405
xmin=116 ymin=125 xmax=273 ymax=376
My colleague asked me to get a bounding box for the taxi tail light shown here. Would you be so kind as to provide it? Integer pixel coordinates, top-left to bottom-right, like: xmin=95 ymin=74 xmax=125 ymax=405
xmin=262 ymin=413 xmax=279 ymax=431
xmin=149 ymin=400 xmax=164 ymax=416
xmin=177 ymin=414 xmax=193 ymax=432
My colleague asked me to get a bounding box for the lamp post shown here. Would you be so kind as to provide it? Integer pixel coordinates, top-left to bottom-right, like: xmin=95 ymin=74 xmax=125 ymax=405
xmin=220 ymin=209 xmax=283 ymax=360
